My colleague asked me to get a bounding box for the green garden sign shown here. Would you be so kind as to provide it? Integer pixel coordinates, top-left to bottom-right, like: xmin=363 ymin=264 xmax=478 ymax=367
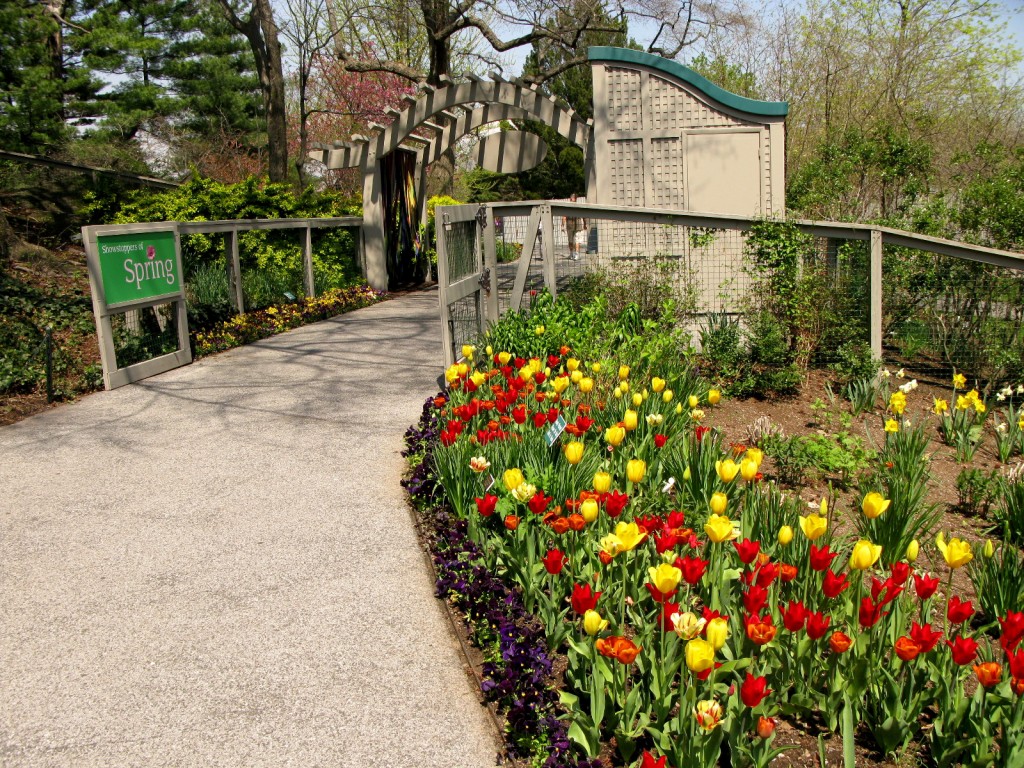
xmin=95 ymin=229 xmax=180 ymax=307
xmin=83 ymin=222 xmax=191 ymax=390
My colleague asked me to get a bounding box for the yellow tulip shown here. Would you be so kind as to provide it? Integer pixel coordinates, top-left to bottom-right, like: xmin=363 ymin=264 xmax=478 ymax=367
xmin=651 ymin=377 xmax=666 ymax=393
xmin=565 ymin=441 xmax=585 ymax=465
xmin=983 ymin=540 xmax=995 ymax=559
xmin=706 ymin=617 xmax=729 ymax=650
xmin=740 ymin=458 xmax=759 ymax=482
xmin=936 ymin=533 xmax=973 ymax=569
xmin=745 ymin=447 xmax=763 ymax=467
xmin=570 ymin=370 xmax=583 ymax=384
xmin=705 ymin=513 xmax=736 ymax=543
xmin=444 ymin=364 xmax=461 ymax=383
xmin=689 ymin=394 xmax=700 ymax=409
xmin=613 ymin=386 xmax=623 ymax=399
xmin=799 ymin=513 xmax=827 ymax=541
xmin=591 ymin=362 xmax=601 ymax=373
xmin=778 ymin=525 xmax=794 ymax=546
xmin=849 ymin=539 xmax=883 ymax=570
xmin=583 ymin=609 xmax=608 ymax=636
xmin=614 ymin=521 xmax=646 ymax=551
xmin=632 ymin=393 xmax=643 ymax=407
xmin=534 ymin=325 xmax=545 ymax=336
xmin=626 ymin=459 xmax=646 ymax=483
xmin=605 ymin=425 xmax=626 ymax=447
xmin=470 ymin=371 xmax=486 ymax=388
xmin=553 ymin=376 xmax=570 ymax=394
xmin=663 ymin=389 xmax=674 ymax=403
xmin=593 ymin=471 xmax=612 ymax=494
xmin=599 ymin=533 xmax=622 ymax=557
xmin=498 ymin=351 xmax=511 ymax=365
xmin=503 ymin=468 xmax=525 ymax=491
xmin=579 ymin=377 xmax=594 ymax=393
xmin=906 ymin=539 xmax=919 ymax=563
xmin=685 ymin=638 xmax=715 ymax=673
xmin=862 ymin=492 xmax=891 ymax=520
xmin=716 ymin=459 xmax=740 ymax=483
xmin=619 ymin=365 xmax=630 ymax=381
xmin=567 ymin=358 xmax=580 ymax=372
xmin=511 ymin=482 xmax=536 ymax=502
xmin=620 ymin=381 xmax=630 ymax=394
xmin=708 ymin=389 xmax=721 ymax=405
xmin=485 ymin=345 xmax=493 ymax=356
xmin=581 ymin=498 xmax=599 ymax=523
xmin=648 ymin=563 xmax=682 ymax=594
xmin=709 ymin=492 xmax=728 ymax=516
xmin=461 ymin=344 xmax=475 ymax=359
xmin=623 ymin=410 xmax=639 ymax=431
xmin=675 ymin=403 xmax=683 ymax=414
xmin=682 ymin=466 xmax=692 ymax=481
xmin=671 ymin=611 xmax=706 ymax=640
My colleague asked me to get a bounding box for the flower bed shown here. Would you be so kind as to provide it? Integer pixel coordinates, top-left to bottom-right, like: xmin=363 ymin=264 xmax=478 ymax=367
xmin=405 ymin=342 xmax=1024 ymax=768
xmin=192 ymin=284 xmax=384 ymax=356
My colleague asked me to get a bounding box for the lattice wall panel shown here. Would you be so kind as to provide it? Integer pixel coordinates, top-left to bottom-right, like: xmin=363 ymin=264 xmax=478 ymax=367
xmin=607 ymin=67 xmax=643 ymax=132
xmin=647 ymin=74 xmax=744 ymax=130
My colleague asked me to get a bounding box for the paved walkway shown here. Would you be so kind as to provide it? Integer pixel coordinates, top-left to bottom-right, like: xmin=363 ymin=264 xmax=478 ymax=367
xmin=0 ymin=290 xmax=499 ymax=767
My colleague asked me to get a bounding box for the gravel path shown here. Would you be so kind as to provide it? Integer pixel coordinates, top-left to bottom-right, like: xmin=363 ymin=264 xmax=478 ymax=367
xmin=0 ymin=289 xmax=500 ymax=767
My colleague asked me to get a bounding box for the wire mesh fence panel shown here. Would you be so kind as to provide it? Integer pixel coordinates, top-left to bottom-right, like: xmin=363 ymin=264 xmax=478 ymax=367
xmin=445 ymin=294 xmax=484 ymax=363
xmin=445 ymin=219 xmax=479 ymax=283
xmin=881 ymin=247 xmax=1024 ymax=386
xmin=492 ymin=214 xmax=547 ymax=315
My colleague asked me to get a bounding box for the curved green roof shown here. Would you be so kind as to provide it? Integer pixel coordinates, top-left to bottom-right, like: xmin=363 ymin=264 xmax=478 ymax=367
xmin=588 ymin=46 xmax=788 ymax=117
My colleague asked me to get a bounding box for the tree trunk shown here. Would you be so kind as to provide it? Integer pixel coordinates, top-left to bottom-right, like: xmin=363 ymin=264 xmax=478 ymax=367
xmin=218 ymin=0 xmax=289 ymax=182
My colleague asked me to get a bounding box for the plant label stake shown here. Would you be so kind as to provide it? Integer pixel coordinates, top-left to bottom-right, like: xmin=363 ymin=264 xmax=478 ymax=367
xmin=545 ymin=414 xmax=567 ymax=447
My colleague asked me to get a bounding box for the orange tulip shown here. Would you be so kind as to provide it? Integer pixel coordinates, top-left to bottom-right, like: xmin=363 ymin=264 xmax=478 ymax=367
xmin=894 ymin=636 xmax=921 ymax=662
xmin=974 ymin=662 xmax=1002 ymax=688
xmin=829 ymin=632 xmax=853 ymax=654
xmin=504 ymin=515 xmax=520 ymax=531
xmin=746 ymin=615 xmax=777 ymax=645
xmin=596 ymin=635 xmax=642 ymax=664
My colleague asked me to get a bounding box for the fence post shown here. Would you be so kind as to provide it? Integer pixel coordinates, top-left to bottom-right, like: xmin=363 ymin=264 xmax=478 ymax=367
xmin=303 ymin=224 xmax=315 ymax=297
xmin=482 ymin=205 xmax=499 ymax=323
xmin=870 ymin=229 xmax=883 ymax=360
xmin=226 ymin=229 xmax=245 ymax=313
xmin=541 ymin=204 xmax=557 ymax=299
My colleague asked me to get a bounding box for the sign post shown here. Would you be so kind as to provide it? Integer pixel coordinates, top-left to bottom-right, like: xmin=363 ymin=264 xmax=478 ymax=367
xmin=83 ymin=222 xmax=192 ymax=389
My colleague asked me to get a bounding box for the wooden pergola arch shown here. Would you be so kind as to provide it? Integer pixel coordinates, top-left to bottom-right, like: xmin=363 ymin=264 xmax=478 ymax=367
xmin=308 ymin=73 xmax=594 ymax=290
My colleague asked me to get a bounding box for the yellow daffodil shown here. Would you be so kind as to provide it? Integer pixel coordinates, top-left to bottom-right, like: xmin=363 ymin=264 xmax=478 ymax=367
xmin=564 ymin=442 xmax=585 ymax=465
xmin=648 ymin=563 xmax=683 ymax=594
xmin=799 ymin=513 xmax=827 ymax=541
xmin=593 ymin=471 xmax=611 ymax=494
xmin=983 ymin=540 xmax=995 ymax=559
xmin=885 ymin=418 xmax=899 ymax=433
xmin=583 ymin=609 xmax=608 ymax=636
xmin=888 ymin=391 xmax=907 ymax=415
xmin=953 ymin=372 xmax=967 ymax=389
xmin=685 ymin=638 xmax=715 ymax=673
xmin=933 ymin=398 xmax=949 ymax=415
xmin=716 ymin=459 xmax=740 ymax=483
xmin=862 ymin=492 xmax=891 ymax=520
xmin=626 ymin=459 xmax=646 ymax=483
xmin=705 ymin=513 xmax=737 ymax=543
xmin=849 ymin=539 xmax=883 ymax=570
xmin=936 ymin=533 xmax=973 ymax=569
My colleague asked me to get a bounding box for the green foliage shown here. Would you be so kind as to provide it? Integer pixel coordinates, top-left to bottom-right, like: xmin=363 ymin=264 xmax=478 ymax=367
xmin=762 ymin=432 xmax=873 ymax=488
xmin=969 ymin=540 xmax=1024 ymax=622
xmin=955 ymin=467 xmax=999 ymax=517
xmin=687 ymin=53 xmax=759 ymax=99
xmin=993 ymin=470 xmax=1024 ymax=548
xmin=421 ymin=194 xmax=462 ymax=268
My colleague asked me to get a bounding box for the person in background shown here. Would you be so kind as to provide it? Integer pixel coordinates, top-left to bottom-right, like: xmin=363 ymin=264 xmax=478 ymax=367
xmin=562 ymin=193 xmax=586 ymax=260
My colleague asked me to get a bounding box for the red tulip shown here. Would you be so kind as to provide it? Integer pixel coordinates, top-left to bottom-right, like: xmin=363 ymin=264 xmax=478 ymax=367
xmin=604 ymin=490 xmax=629 ymax=518
xmin=654 ymin=433 xmax=668 ymax=448
xmin=740 ymin=672 xmax=772 ymax=707
xmin=635 ymin=515 xmax=664 ymax=534
xmin=640 ymin=751 xmax=668 ymax=768
xmin=571 ymin=583 xmax=600 ymax=615
xmin=913 ymin=572 xmax=940 ymax=599
xmin=532 ymin=412 xmax=547 ymax=428
xmin=809 ymin=544 xmax=838 ymax=572
xmin=694 ymin=425 xmax=710 ymax=442
xmin=1006 ymin=648 xmax=1024 ymax=679
xmin=547 ymin=406 xmax=559 ymax=423
xmin=675 ymin=555 xmax=709 ymax=586
xmin=1000 ymin=611 xmax=1024 ymax=652
xmin=755 ymin=562 xmax=779 ymax=588
xmin=947 ymin=635 xmax=979 ymax=666
xmin=889 ymin=561 xmax=911 ymax=585
xmin=666 ymin=510 xmax=686 ymax=529
xmin=528 ymin=491 xmax=552 ymax=515
xmin=910 ymin=621 xmax=942 ymax=653
xmin=781 ymin=600 xmax=809 ymax=633
xmin=859 ymin=597 xmax=886 ymax=628
xmin=512 ymin=405 xmax=527 ymax=424
xmin=475 ymin=495 xmax=498 ymax=517
xmin=947 ymin=596 xmax=974 ymax=624
xmin=743 ymin=585 xmax=769 ymax=616
xmin=870 ymin=576 xmax=903 ymax=606
xmin=542 ymin=549 xmax=567 ymax=575
xmin=660 ymin=601 xmax=681 ymax=632
xmin=576 ymin=415 xmax=594 ymax=432
xmin=734 ymin=538 xmax=760 ymax=564
xmin=644 ymin=582 xmax=676 ymax=603
xmin=654 ymin=530 xmax=679 ymax=554
xmin=806 ymin=611 xmax=831 ymax=640
xmin=822 ymin=569 xmax=849 ymax=598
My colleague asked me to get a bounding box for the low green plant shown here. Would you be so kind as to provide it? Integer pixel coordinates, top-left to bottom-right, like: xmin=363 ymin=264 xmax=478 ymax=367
xmin=844 ymin=376 xmax=881 ymax=416
xmin=955 ymin=467 xmax=999 ymax=517
xmin=495 ymin=240 xmax=522 ymax=264
xmin=185 ymin=263 xmax=236 ymax=331
xmin=968 ymin=538 xmax=1024 ymax=622
xmin=762 ymin=432 xmax=873 ymax=488
xmin=938 ymin=384 xmax=987 ymax=462
xmin=829 ymin=341 xmax=879 ymax=382
xmin=993 ymin=403 xmax=1023 ymax=463
xmin=993 ymin=463 xmax=1024 ymax=547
